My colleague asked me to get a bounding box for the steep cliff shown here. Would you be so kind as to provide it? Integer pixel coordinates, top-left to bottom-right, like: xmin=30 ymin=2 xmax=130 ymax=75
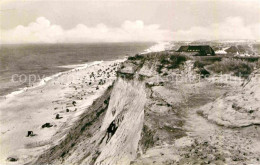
xmin=33 ymin=52 xmax=260 ymax=165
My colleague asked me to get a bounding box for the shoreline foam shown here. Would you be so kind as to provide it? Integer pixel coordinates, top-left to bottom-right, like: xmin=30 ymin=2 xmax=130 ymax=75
xmin=3 ymin=41 xmax=164 ymax=99
xmin=4 ymin=61 xmax=104 ymax=99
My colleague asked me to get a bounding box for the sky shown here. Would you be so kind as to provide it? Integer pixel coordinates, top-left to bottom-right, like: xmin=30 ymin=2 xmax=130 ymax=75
xmin=0 ymin=0 xmax=260 ymax=43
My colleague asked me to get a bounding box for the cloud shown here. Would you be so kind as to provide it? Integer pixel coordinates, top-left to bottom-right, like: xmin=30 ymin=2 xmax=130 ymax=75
xmin=0 ymin=17 xmax=172 ymax=44
xmin=172 ymin=17 xmax=260 ymax=41
xmin=1 ymin=16 xmax=260 ymax=44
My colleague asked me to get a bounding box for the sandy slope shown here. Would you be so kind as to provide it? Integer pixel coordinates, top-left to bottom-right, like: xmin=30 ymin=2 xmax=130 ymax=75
xmin=0 ymin=60 xmax=122 ymax=165
xmin=199 ymin=69 xmax=260 ymax=128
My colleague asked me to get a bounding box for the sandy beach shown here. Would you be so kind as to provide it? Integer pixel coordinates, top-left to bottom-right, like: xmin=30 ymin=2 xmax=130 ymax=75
xmin=0 ymin=59 xmax=124 ymax=164
xmin=1 ymin=0 xmax=260 ymax=164
xmin=1 ymin=49 xmax=259 ymax=165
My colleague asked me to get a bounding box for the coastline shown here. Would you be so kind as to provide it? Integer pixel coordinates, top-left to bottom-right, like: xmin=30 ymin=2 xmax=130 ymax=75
xmin=3 ymin=61 xmax=105 ymax=99
xmin=1 ymin=41 xmax=163 ymax=99
xmin=0 ymin=42 xmax=167 ymax=164
xmin=0 ymin=59 xmax=124 ymax=164
xmin=0 ymin=42 xmax=155 ymax=98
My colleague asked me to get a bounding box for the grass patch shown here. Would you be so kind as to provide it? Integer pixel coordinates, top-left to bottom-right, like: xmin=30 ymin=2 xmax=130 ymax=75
xmin=193 ymin=56 xmax=222 ymax=68
xmin=234 ymin=56 xmax=259 ymax=62
xmin=140 ymin=125 xmax=155 ymax=153
xmin=257 ymin=59 xmax=260 ymax=68
xmin=194 ymin=60 xmax=207 ymax=68
xmin=167 ymin=55 xmax=188 ymax=69
xmin=156 ymin=64 xmax=164 ymax=74
xmin=163 ymin=126 xmax=186 ymax=139
xmin=207 ymin=58 xmax=255 ymax=78
xmin=155 ymin=53 xmax=189 ymax=74
xmin=199 ymin=68 xmax=210 ymax=78
xmin=193 ymin=57 xmax=222 ymax=78
xmin=127 ymin=54 xmax=144 ymax=61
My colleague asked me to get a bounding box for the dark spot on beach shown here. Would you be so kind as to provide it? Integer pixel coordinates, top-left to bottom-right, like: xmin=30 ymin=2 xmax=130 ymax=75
xmin=7 ymin=157 xmax=18 ymax=162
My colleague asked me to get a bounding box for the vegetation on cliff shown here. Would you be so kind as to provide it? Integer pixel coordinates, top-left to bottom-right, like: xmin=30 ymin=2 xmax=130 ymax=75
xmin=207 ymin=58 xmax=255 ymax=77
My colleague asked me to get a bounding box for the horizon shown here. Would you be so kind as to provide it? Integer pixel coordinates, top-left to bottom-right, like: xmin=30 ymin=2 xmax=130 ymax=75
xmin=0 ymin=39 xmax=259 ymax=46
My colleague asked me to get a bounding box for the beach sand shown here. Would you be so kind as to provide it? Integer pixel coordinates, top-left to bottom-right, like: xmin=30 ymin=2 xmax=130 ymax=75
xmin=0 ymin=59 xmax=124 ymax=164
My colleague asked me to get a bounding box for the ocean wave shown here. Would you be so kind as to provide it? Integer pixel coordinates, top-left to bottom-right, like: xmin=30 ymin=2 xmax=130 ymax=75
xmin=4 ymin=61 xmax=104 ymax=99
xmin=141 ymin=42 xmax=172 ymax=54
xmin=3 ymin=44 xmax=156 ymax=99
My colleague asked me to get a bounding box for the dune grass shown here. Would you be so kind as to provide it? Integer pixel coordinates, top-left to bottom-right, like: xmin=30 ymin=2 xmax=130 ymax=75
xmin=193 ymin=57 xmax=222 ymax=68
xmin=156 ymin=53 xmax=189 ymax=73
xmin=207 ymin=58 xmax=255 ymax=78
xmin=257 ymin=59 xmax=260 ymax=68
xmin=167 ymin=54 xmax=189 ymax=69
xmin=127 ymin=54 xmax=144 ymax=61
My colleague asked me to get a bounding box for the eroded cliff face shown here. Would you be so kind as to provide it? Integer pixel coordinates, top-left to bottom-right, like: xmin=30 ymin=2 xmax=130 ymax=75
xmin=34 ymin=53 xmax=260 ymax=165
xmin=34 ymin=84 xmax=113 ymax=165
xmin=94 ymin=79 xmax=146 ymax=165
xmin=34 ymin=76 xmax=147 ymax=165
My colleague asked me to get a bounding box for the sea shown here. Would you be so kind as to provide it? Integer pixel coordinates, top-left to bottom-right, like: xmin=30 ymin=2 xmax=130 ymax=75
xmin=0 ymin=42 xmax=155 ymax=97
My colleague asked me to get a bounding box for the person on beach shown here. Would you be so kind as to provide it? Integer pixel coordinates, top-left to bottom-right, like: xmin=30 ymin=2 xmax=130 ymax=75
xmin=106 ymin=120 xmax=117 ymax=143
xmin=26 ymin=131 xmax=34 ymax=137
xmin=99 ymin=120 xmax=118 ymax=144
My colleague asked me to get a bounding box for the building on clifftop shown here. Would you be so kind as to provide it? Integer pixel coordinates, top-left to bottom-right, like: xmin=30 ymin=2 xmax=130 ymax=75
xmin=177 ymin=45 xmax=215 ymax=56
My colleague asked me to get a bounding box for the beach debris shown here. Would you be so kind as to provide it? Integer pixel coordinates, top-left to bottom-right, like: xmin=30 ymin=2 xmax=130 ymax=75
xmin=96 ymin=86 xmax=99 ymax=90
xmin=41 ymin=123 xmax=53 ymax=128
xmin=66 ymin=108 xmax=70 ymax=112
xmin=55 ymin=114 xmax=63 ymax=119
xmin=249 ymin=108 xmax=254 ymax=114
xmin=7 ymin=156 xmax=18 ymax=162
xmin=26 ymin=131 xmax=34 ymax=137
xmin=72 ymin=101 xmax=76 ymax=106
xmin=90 ymin=72 xmax=95 ymax=78
xmin=98 ymin=79 xmax=106 ymax=85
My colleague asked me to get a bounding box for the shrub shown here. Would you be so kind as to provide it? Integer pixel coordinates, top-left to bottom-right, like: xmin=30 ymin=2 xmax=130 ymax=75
xmin=234 ymin=57 xmax=259 ymax=62
xmin=127 ymin=54 xmax=144 ymax=61
xmin=193 ymin=60 xmax=211 ymax=78
xmin=203 ymin=56 xmax=222 ymax=62
xmin=193 ymin=60 xmax=207 ymax=68
xmin=156 ymin=54 xmax=188 ymax=73
xmin=167 ymin=54 xmax=188 ymax=69
xmin=207 ymin=58 xmax=255 ymax=78
xmin=198 ymin=68 xmax=210 ymax=78
xmin=163 ymin=72 xmax=168 ymax=76
xmin=156 ymin=64 xmax=164 ymax=74
xmin=140 ymin=125 xmax=155 ymax=153
xmin=193 ymin=57 xmax=222 ymax=68
xmin=160 ymin=58 xmax=170 ymax=65
xmin=257 ymin=59 xmax=260 ymax=68
xmin=127 ymin=56 xmax=135 ymax=60
xmin=193 ymin=57 xmax=223 ymax=78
